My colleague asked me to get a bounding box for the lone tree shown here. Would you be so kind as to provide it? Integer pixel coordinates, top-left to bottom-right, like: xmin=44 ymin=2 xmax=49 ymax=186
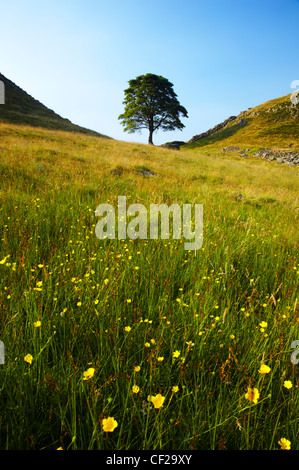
xmin=118 ymin=73 xmax=188 ymax=145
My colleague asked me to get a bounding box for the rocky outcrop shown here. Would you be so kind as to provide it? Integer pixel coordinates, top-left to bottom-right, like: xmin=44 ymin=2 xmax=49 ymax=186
xmin=222 ymin=146 xmax=299 ymax=166
xmin=160 ymin=141 xmax=185 ymax=150
xmin=222 ymin=146 xmax=240 ymax=152
xmin=187 ymin=116 xmax=239 ymax=143
xmin=253 ymin=148 xmax=299 ymax=166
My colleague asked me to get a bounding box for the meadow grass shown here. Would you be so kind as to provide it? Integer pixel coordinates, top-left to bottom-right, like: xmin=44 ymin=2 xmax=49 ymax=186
xmin=0 ymin=122 xmax=298 ymax=450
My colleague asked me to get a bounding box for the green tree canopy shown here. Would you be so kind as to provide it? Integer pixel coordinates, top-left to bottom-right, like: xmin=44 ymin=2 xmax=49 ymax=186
xmin=118 ymin=73 xmax=188 ymax=145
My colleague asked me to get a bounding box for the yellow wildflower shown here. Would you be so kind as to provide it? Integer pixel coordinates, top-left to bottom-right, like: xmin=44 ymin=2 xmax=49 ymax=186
xmin=278 ymin=438 xmax=291 ymax=450
xmin=132 ymin=385 xmax=140 ymax=393
xmin=124 ymin=326 xmax=131 ymax=332
xmin=134 ymin=366 xmax=141 ymax=372
xmin=83 ymin=368 xmax=95 ymax=381
xmin=148 ymin=394 xmax=165 ymax=409
xmin=173 ymin=350 xmax=180 ymax=358
xmin=245 ymin=387 xmax=260 ymax=404
xmin=283 ymin=380 xmax=293 ymax=389
xmin=24 ymin=354 xmax=33 ymax=364
xmin=34 ymin=321 xmax=41 ymax=327
xmin=102 ymin=417 xmax=118 ymax=432
xmin=259 ymin=364 xmax=271 ymax=374
xmin=172 ymin=386 xmax=179 ymax=393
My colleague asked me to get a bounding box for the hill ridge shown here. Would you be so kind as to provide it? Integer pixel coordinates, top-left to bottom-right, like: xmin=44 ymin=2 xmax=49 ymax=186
xmin=0 ymin=72 xmax=110 ymax=138
xmin=163 ymin=92 xmax=299 ymax=151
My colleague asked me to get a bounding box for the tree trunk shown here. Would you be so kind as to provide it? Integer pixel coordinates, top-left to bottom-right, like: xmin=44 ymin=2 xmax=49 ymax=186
xmin=148 ymin=118 xmax=154 ymax=145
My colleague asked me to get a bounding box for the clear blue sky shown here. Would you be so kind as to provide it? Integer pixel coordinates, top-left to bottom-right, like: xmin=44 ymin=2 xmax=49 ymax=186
xmin=1 ymin=0 xmax=299 ymax=145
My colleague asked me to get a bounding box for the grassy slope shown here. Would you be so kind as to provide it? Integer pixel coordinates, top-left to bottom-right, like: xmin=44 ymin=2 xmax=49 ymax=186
xmin=184 ymin=93 xmax=299 ymax=151
xmin=0 ymin=122 xmax=298 ymax=450
xmin=0 ymin=73 xmax=110 ymax=138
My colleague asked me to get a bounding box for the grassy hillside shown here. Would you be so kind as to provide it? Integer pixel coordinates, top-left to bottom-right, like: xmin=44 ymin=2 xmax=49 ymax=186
xmin=184 ymin=93 xmax=299 ymax=151
xmin=0 ymin=72 xmax=110 ymax=138
xmin=0 ymin=122 xmax=298 ymax=450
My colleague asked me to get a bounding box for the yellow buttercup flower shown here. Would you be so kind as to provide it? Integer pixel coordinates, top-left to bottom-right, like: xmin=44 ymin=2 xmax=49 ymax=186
xmin=172 ymin=386 xmax=179 ymax=393
xmin=148 ymin=394 xmax=165 ymax=409
xmin=132 ymin=385 xmax=140 ymax=393
xmin=0 ymin=255 xmax=10 ymax=264
xmin=259 ymin=321 xmax=268 ymax=332
xmin=83 ymin=367 xmax=95 ymax=381
xmin=283 ymin=380 xmax=293 ymax=389
xmin=157 ymin=357 xmax=164 ymax=362
xmin=102 ymin=417 xmax=118 ymax=432
xmin=134 ymin=366 xmax=141 ymax=372
xmin=245 ymin=387 xmax=260 ymax=404
xmin=173 ymin=350 xmax=180 ymax=358
xmin=259 ymin=364 xmax=271 ymax=374
xmin=34 ymin=320 xmax=41 ymax=327
xmin=278 ymin=437 xmax=291 ymax=450
xmin=24 ymin=354 xmax=33 ymax=364
xmin=124 ymin=326 xmax=131 ymax=332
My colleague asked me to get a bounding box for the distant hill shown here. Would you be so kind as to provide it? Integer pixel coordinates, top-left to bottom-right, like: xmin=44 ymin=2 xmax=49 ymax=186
xmin=0 ymin=72 xmax=111 ymax=138
xmin=168 ymin=92 xmax=299 ymax=151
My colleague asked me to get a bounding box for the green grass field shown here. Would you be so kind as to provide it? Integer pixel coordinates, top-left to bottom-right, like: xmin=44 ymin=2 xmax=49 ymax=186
xmin=0 ymin=122 xmax=298 ymax=450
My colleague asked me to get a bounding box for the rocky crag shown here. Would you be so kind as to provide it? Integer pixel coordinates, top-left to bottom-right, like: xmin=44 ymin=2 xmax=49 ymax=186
xmin=187 ymin=116 xmax=247 ymax=144
xmin=222 ymin=146 xmax=299 ymax=166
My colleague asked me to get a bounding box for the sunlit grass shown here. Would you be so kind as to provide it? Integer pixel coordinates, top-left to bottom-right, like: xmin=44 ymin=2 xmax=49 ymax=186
xmin=0 ymin=122 xmax=298 ymax=450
